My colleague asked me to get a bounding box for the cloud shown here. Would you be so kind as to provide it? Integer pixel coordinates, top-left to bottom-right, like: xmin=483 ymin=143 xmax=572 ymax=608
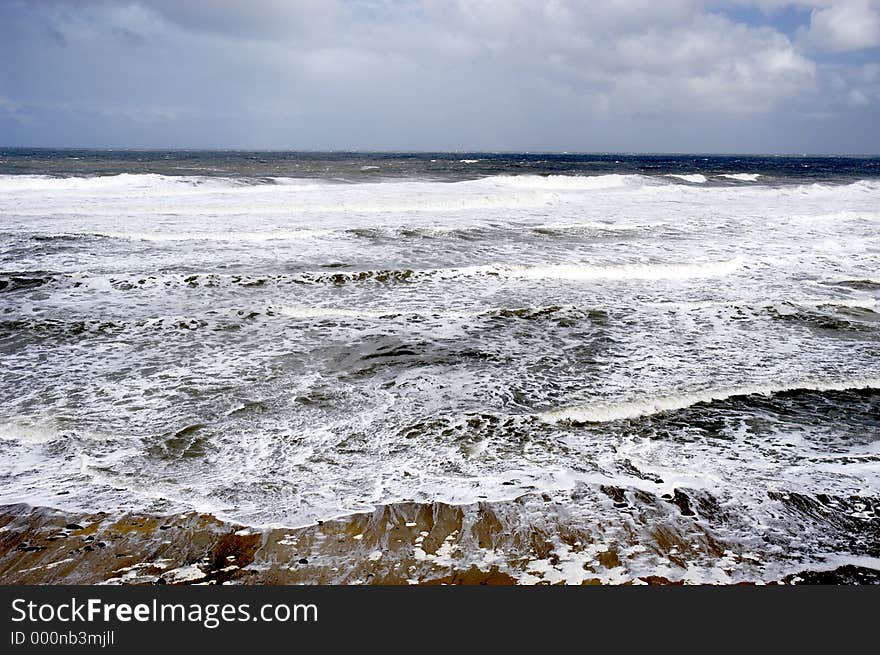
xmin=847 ymin=87 xmax=871 ymax=105
xmin=0 ymin=0 xmax=876 ymax=151
xmin=142 ymin=0 xmax=344 ymax=41
xmin=0 ymin=95 xmax=30 ymax=123
xmin=799 ymin=0 xmax=880 ymax=51
xmin=583 ymin=14 xmax=815 ymax=114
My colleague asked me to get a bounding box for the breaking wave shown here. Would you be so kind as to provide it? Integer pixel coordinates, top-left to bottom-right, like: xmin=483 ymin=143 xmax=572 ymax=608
xmin=483 ymin=173 xmax=651 ymax=190
xmin=668 ymin=174 xmax=707 ymax=183
xmin=720 ymin=173 xmax=761 ymax=182
xmin=541 ymin=378 xmax=880 ymax=424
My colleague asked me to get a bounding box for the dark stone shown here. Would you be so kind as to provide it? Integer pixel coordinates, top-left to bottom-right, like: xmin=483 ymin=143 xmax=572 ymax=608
xmin=640 ymin=576 xmax=686 ymax=585
xmin=298 ymin=558 xmax=308 ymax=564
xmin=785 ymin=565 xmax=880 ymax=585
xmin=600 ymin=485 xmax=628 ymax=507
xmin=65 ymin=523 xmax=84 ymax=530
xmin=672 ymin=489 xmax=696 ymax=516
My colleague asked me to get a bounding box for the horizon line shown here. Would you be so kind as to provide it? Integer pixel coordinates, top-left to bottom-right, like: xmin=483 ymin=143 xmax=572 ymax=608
xmin=1 ymin=146 xmax=879 ymax=158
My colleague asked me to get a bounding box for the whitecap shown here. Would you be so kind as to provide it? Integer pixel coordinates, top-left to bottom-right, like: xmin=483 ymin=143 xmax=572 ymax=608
xmin=503 ymin=258 xmax=743 ymax=281
xmin=540 ymin=377 xmax=880 ymax=424
xmin=482 ymin=173 xmax=650 ymax=191
xmin=720 ymin=173 xmax=761 ymax=182
xmin=668 ymin=173 xmax=707 ymax=183
xmin=98 ymin=229 xmax=332 ymax=242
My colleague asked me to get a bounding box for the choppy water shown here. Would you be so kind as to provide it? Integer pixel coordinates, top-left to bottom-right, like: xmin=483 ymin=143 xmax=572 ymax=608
xmin=1 ymin=150 xmax=878 ymax=582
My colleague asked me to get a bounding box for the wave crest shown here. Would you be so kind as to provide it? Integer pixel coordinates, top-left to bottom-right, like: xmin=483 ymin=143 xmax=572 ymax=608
xmin=720 ymin=173 xmax=760 ymax=182
xmin=668 ymin=174 xmax=707 ymax=183
xmin=541 ymin=378 xmax=880 ymax=424
xmin=479 ymin=174 xmax=650 ymax=190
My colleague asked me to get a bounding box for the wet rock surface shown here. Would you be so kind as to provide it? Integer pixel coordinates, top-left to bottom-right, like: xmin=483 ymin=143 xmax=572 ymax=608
xmin=1 ymin=493 xmax=877 ymax=585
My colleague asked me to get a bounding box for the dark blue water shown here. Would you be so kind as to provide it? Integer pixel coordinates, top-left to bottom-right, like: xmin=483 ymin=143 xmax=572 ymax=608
xmin=1 ymin=148 xmax=878 ymax=184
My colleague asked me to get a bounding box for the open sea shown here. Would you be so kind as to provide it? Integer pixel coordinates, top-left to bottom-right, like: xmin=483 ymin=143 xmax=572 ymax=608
xmin=1 ymin=150 xmax=878 ymax=583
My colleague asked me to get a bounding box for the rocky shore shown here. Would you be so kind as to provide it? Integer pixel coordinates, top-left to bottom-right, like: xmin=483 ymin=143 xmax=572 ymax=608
xmin=2 ymin=495 xmax=877 ymax=585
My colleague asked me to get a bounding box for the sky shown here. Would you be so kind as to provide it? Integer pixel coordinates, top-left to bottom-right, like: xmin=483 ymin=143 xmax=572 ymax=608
xmin=0 ymin=0 xmax=878 ymax=153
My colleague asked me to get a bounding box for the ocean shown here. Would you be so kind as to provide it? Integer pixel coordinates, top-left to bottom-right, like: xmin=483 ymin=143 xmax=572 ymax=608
xmin=1 ymin=150 xmax=878 ymax=583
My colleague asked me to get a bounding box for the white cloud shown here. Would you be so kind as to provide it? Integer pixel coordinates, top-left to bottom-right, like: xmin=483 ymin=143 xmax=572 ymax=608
xmin=591 ymin=15 xmax=816 ymax=113
xmin=800 ymin=0 xmax=880 ymax=51
xmin=847 ymin=87 xmax=871 ymax=105
xmin=18 ymin=0 xmax=820 ymax=117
